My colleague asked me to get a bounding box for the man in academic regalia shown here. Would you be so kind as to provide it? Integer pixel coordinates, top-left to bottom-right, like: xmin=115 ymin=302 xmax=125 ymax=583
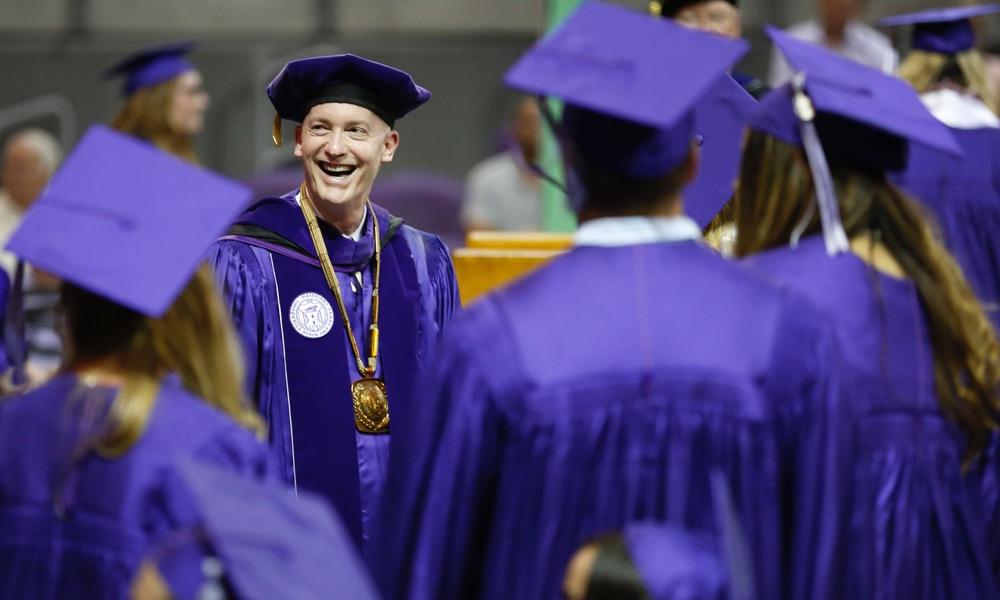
xmin=209 ymin=55 xmax=459 ymax=552
xmin=373 ymin=4 xmax=846 ymax=600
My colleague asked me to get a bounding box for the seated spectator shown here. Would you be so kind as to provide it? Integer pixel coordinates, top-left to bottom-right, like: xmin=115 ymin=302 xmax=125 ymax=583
xmin=462 ymin=97 xmax=542 ymax=231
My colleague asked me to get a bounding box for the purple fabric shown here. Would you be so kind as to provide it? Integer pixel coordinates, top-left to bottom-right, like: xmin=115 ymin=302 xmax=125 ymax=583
xmin=149 ymin=459 xmax=380 ymax=600
xmin=751 ymin=27 xmax=961 ymax=158
xmin=745 ymin=235 xmax=998 ymax=599
xmin=373 ymin=241 xmax=847 ymax=600
xmin=503 ymin=2 xmax=748 ymax=132
xmin=267 ymin=54 xmax=431 ymax=125
xmin=686 ymin=75 xmax=758 ymax=228
xmin=5 ymin=126 xmax=251 ymax=317
xmin=0 ymin=374 xmax=276 ymax=599
xmin=208 ymin=192 xmax=459 ymax=552
xmin=623 ymin=523 xmax=727 ymax=600
xmin=879 ymin=5 xmax=1000 ymax=55
xmin=893 ymin=126 xmax=1000 ymax=332
xmin=105 ymin=42 xmax=195 ymax=96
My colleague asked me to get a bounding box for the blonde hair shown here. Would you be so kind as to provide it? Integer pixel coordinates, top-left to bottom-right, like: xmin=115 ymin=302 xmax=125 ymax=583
xmin=898 ymin=49 xmax=998 ymax=115
xmin=62 ymin=264 xmax=262 ymax=456
xmin=735 ymin=130 xmax=1000 ymax=466
xmin=111 ymin=78 xmax=198 ymax=163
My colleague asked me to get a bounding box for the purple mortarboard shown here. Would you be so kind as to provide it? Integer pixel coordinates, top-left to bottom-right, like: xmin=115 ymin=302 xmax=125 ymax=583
xmin=505 ymin=1 xmax=748 ymax=183
xmin=686 ymin=75 xmax=757 ymax=228
xmin=623 ymin=524 xmax=727 ymax=600
xmin=748 ymin=26 xmax=961 ymax=254
xmin=267 ymin=54 xmax=431 ymax=145
xmin=105 ymin=42 xmax=196 ymax=96
xmin=622 ymin=472 xmax=755 ymax=600
xmin=880 ymin=5 xmax=1000 ymax=55
xmin=152 ymin=460 xmax=380 ymax=600
xmin=4 ymin=125 xmax=250 ymax=317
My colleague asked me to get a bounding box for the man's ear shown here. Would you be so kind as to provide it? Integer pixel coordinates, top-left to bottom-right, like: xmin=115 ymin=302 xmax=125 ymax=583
xmin=381 ymin=130 xmax=400 ymax=163
xmin=293 ymin=125 xmax=304 ymax=158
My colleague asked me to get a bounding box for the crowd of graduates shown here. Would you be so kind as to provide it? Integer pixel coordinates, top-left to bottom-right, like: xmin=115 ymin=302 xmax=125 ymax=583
xmin=2 ymin=1 xmax=1000 ymax=599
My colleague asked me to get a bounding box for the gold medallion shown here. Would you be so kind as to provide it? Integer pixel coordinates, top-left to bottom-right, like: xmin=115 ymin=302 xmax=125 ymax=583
xmin=352 ymin=378 xmax=390 ymax=434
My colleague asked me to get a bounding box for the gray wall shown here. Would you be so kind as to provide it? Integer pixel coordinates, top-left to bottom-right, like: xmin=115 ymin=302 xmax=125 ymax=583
xmin=0 ymin=0 xmax=993 ymax=183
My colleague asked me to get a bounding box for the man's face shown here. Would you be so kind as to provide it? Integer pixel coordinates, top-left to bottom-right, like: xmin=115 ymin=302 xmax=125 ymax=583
xmin=1 ymin=140 xmax=50 ymax=210
xmin=674 ymin=0 xmax=742 ymax=39
xmin=294 ymin=102 xmax=399 ymax=213
xmin=819 ymin=0 xmax=858 ymax=37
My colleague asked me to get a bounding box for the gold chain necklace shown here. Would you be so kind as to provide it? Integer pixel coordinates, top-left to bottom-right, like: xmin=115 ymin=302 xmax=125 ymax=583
xmin=299 ymin=184 xmax=389 ymax=434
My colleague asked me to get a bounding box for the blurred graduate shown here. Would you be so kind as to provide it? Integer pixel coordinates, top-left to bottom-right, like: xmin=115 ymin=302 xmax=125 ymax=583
xmin=106 ymin=42 xmax=210 ymax=163
xmin=735 ymin=26 xmax=1000 ymax=599
xmin=373 ymin=4 xmax=846 ymax=600
xmin=209 ymin=54 xmax=459 ymax=552
xmin=0 ymin=127 xmax=274 ymax=597
xmin=884 ymin=6 xmax=1000 ymax=331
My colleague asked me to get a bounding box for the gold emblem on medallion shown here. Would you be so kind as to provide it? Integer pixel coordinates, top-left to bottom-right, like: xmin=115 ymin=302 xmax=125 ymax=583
xmin=352 ymin=378 xmax=390 ymax=434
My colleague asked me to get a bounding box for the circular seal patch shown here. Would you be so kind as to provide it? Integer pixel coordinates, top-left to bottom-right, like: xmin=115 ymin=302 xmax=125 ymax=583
xmin=289 ymin=292 xmax=335 ymax=339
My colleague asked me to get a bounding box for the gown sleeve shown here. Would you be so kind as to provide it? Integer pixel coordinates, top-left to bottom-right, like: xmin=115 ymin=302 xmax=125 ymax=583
xmin=371 ymin=301 xmax=507 ymax=600
xmin=424 ymin=233 xmax=461 ymax=328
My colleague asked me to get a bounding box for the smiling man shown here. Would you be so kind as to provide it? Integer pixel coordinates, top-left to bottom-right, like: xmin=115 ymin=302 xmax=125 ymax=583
xmin=208 ymin=54 xmax=459 ymax=553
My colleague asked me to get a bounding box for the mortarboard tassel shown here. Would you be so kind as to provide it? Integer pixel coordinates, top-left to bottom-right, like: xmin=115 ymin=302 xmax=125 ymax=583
xmin=272 ymin=113 xmax=283 ymax=147
xmin=790 ymin=73 xmax=849 ymax=256
xmin=648 ymin=1 xmax=663 ymax=16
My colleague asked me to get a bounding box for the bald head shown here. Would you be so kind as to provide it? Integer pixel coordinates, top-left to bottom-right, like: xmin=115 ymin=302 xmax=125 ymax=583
xmin=2 ymin=129 xmax=61 ymax=210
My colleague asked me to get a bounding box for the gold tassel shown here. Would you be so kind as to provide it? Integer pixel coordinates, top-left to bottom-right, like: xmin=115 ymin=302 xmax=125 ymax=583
xmin=648 ymin=1 xmax=662 ymax=16
xmin=271 ymin=113 xmax=283 ymax=147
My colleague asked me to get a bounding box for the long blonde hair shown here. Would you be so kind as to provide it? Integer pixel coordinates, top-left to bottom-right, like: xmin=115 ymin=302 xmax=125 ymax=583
xmin=735 ymin=130 xmax=1000 ymax=465
xmin=898 ymin=49 xmax=998 ymax=115
xmin=62 ymin=264 xmax=262 ymax=456
xmin=111 ymin=78 xmax=198 ymax=163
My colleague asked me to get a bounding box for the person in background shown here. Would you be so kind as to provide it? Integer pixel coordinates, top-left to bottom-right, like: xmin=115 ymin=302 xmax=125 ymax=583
xmin=211 ymin=53 xmax=459 ymax=554
xmin=737 ymin=27 xmax=1000 ymax=599
xmin=106 ymin=42 xmax=209 ymax=163
xmin=0 ymin=128 xmax=63 ymax=382
xmin=374 ymin=6 xmax=844 ymax=600
xmin=885 ymin=5 xmax=1000 ymax=331
xmin=0 ymin=126 xmax=274 ymax=598
xmin=461 ymin=97 xmax=542 ymax=231
xmin=767 ymin=0 xmax=896 ymax=87
xmin=649 ymin=0 xmax=767 ymax=99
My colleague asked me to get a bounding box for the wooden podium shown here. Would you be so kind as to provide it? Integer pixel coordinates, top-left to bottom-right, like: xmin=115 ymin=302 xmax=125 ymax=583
xmin=452 ymin=231 xmax=572 ymax=305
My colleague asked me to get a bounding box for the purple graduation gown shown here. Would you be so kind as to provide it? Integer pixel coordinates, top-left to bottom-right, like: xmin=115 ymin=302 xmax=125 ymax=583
xmin=745 ymin=235 xmax=998 ymax=599
xmin=209 ymin=191 xmax=458 ymax=550
xmin=373 ymin=239 xmax=845 ymax=600
xmin=0 ymin=374 xmax=275 ymax=600
xmin=893 ymin=126 xmax=1000 ymax=330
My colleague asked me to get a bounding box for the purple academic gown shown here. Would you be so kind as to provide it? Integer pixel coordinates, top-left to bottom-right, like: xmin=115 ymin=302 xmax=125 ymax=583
xmin=745 ymin=235 xmax=998 ymax=600
xmin=373 ymin=221 xmax=846 ymax=600
xmin=209 ymin=191 xmax=458 ymax=550
xmin=894 ymin=126 xmax=1000 ymax=330
xmin=0 ymin=374 xmax=275 ymax=600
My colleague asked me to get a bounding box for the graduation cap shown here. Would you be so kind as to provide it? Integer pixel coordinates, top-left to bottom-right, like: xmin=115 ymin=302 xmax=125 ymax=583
xmin=503 ymin=1 xmax=748 ymax=213
xmin=150 ymin=460 xmax=380 ymax=600
xmin=622 ymin=472 xmax=754 ymax=600
xmin=105 ymin=42 xmax=196 ymax=97
xmin=879 ymin=5 xmax=1000 ymax=55
xmin=4 ymin=125 xmax=250 ymax=317
xmin=266 ymin=54 xmax=431 ymax=146
xmin=748 ymin=26 xmax=961 ymax=255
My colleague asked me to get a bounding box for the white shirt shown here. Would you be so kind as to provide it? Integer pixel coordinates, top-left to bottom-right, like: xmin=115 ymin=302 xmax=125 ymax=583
xmin=767 ymin=20 xmax=898 ymax=88
xmin=921 ymin=89 xmax=1000 ymax=130
xmin=573 ymin=215 xmax=702 ymax=248
xmin=462 ymin=152 xmax=541 ymax=231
